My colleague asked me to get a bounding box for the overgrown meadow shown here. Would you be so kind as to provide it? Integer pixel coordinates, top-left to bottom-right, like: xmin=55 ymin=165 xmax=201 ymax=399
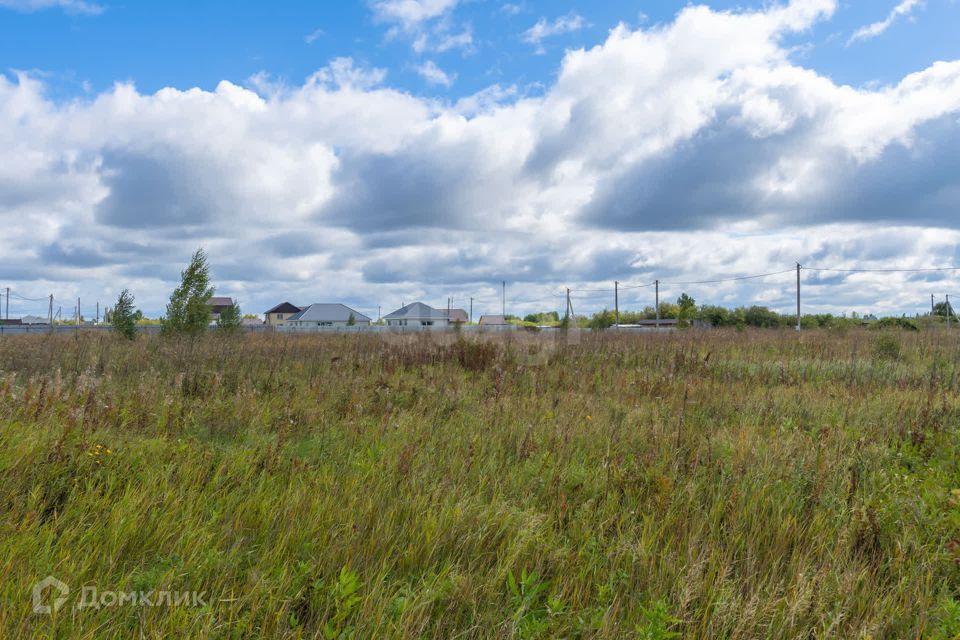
xmin=1 ymin=329 xmax=959 ymax=638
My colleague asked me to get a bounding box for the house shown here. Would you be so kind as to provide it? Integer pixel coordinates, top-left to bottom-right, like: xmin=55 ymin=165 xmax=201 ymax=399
xmin=0 ymin=318 xmax=22 ymax=326
xmin=383 ymin=302 xmax=450 ymax=327
xmin=286 ymin=303 xmax=371 ymax=328
xmin=241 ymin=317 xmax=264 ymax=327
xmin=207 ymin=297 xmax=235 ymax=320
xmin=479 ymin=315 xmax=508 ymax=326
xmin=21 ymin=315 xmax=50 ymax=325
xmin=264 ymin=302 xmax=302 ymax=326
xmin=447 ymin=308 xmax=469 ymax=324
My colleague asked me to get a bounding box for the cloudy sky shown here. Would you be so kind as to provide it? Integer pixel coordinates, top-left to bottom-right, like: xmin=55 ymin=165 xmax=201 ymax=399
xmin=2 ymin=0 xmax=960 ymax=320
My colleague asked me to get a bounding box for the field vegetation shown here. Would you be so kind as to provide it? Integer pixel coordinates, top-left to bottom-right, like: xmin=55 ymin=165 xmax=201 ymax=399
xmin=1 ymin=328 xmax=959 ymax=638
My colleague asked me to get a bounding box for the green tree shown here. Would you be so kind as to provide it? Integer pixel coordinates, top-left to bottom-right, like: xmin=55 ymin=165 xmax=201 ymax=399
xmin=161 ymin=248 xmax=215 ymax=337
xmin=217 ymin=301 xmax=242 ymax=333
xmin=677 ymin=293 xmax=696 ymax=327
xmin=111 ymin=289 xmax=138 ymax=340
xmin=346 ymin=312 xmax=356 ymax=326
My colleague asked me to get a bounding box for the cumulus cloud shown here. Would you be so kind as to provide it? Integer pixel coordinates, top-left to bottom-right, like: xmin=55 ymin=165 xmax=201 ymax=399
xmin=849 ymin=0 xmax=923 ymax=44
xmin=413 ymin=60 xmax=456 ymax=86
xmin=523 ymin=13 xmax=586 ymax=53
xmin=371 ymin=0 xmax=472 ymax=53
xmin=3 ymin=0 xmax=960 ymax=318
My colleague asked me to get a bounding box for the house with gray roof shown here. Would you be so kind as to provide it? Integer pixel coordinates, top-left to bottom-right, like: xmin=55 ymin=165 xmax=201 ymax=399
xmin=286 ymin=303 xmax=371 ymax=328
xmin=383 ymin=302 xmax=450 ymax=327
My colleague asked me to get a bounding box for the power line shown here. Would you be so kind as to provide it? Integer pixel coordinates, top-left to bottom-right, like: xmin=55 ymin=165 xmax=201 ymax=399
xmin=659 ymin=269 xmax=795 ymax=286
xmin=805 ymin=266 xmax=960 ymax=274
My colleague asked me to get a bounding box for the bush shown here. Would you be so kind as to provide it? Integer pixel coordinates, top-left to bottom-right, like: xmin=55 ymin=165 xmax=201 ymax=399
xmin=872 ymin=332 xmax=902 ymax=361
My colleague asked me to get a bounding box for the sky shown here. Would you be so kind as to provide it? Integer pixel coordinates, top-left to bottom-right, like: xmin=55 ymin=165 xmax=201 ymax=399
xmin=2 ymin=0 xmax=960 ymax=320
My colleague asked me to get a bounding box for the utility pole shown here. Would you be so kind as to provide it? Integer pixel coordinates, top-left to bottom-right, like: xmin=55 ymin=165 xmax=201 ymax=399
xmin=96 ymin=301 xmax=99 ymax=324
xmin=655 ymin=279 xmax=660 ymax=329
xmin=948 ymin=295 xmax=953 ymax=328
xmin=796 ymin=263 xmax=801 ymax=332
xmin=932 ymin=294 xmax=936 ymax=316
xmin=378 ymin=305 xmax=381 ymax=322
xmin=4 ymin=287 xmax=8 ymax=320
xmin=566 ymin=288 xmax=571 ymax=324
xmin=614 ymin=281 xmax=619 ymax=328
xmin=77 ymin=297 xmax=81 ymax=327
xmin=48 ymin=294 xmax=53 ymax=328
xmin=502 ymin=281 xmax=506 ymax=317
xmin=469 ymin=297 xmax=473 ymax=323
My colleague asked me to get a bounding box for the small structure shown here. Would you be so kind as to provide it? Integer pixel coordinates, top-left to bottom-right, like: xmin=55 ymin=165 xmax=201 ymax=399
xmin=384 ymin=302 xmax=450 ymax=327
xmin=0 ymin=318 xmax=22 ymax=326
xmin=264 ymin=302 xmax=302 ymax=326
xmin=479 ymin=315 xmax=508 ymax=326
xmin=21 ymin=315 xmax=50 ymax=325
xmin=448 ymin=308 xmax=469 ymax=324
xmin=207 ymin=297 xmax=235 ymax=321
xmin=286 ymin=303 xmax=371 ymax=328
xmin=241 ymin=317 xmax=264 ymax=327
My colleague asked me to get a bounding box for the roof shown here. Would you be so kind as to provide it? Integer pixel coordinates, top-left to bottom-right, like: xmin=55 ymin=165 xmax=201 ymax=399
xmin=21 ymin=315 xmax=50 ymax=324
xmin=241 ymin=318 xmax=263 ymax=326
xmin=287 ymin=303 xmax=371 ymax=323
xmin=383 ymin=302 xmax=449 ymax=321
xmin=479 ymin=315 xmax=508 ymax=325
xmin=265 ymin=302 xmax=301 ymax=314
xmin=448 ymin=309 xmax=468 ymax=323
xmin=0 ymin=318 xmax=22 ymax=326
xmin=208 ymin=297 xmax=234 ymax=307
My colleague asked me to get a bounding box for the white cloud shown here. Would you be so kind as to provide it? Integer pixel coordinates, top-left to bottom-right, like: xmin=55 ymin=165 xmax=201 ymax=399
xmin=413 ymin=60 xmax=456 ymax=86
xmin=0 ymin=0 xmax=102 ymax=13
xmin=370 ymin=0 xmax=459 ymax=30
xmin=848 ymin=0 xmax=923 ymax=44
xmin=523 ymin=13 xmax=586 ymax=52
xmin=4 ymin=0 xmax=960 ymax=318
xmin=304 ymin=28 xmax=325 ymax=44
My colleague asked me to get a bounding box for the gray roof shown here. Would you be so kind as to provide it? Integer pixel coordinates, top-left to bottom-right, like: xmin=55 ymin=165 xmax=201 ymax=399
xmin=479 ymin=315 xmax=508 ymax=325
xmin=287 ymin=303 xmax=371 ymax=323
xmin=383 ymin=302 xmax=449 ymax=321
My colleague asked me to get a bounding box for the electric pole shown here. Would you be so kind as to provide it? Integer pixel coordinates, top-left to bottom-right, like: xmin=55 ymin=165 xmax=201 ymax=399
xmin=77 ymin=297 xmax=81 ymax=327
xmin=566 ymin=288 xmax=571 ymax=325
xmin=948 ymin=295 xmax=953 ymax=328
xmin=4 ymin=287 xmax=8 ymax=320
xmin=796 ymin=263 xmax=801 ymax=332
xmin=48 ymin=294 xmax=53 ymax=327
xmin=469 ymin=297 xmax=473 ymax=323
xmin=655 ymin=279 xmax=660 ymax=329
xmin=502 ymin=281 xmax=506 ymax=317
xmin=614 ymin=281 xmax=619 ymax=328
xmin=96 ymin=301 xmax=99 ymax=324
xmin=932 ymin=293 xmax=936 ymax=316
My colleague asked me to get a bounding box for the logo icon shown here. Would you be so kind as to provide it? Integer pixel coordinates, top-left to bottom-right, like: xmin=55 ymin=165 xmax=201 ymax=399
xmin=32 ymin=576 xmax=69 ymax=615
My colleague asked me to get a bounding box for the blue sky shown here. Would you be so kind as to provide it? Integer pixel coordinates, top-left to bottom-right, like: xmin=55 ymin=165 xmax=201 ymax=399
xmin=2 ymin=1 xmax=957 ymax=99
xmin=2 ymin=0 xmax=960 ymax=319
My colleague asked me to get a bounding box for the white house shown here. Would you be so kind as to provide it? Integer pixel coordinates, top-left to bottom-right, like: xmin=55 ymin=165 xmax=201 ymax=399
xmin=285 ymin=303 xmax=371 ymax=328
xmin=383 ymin=302 xmax=450 ymax=327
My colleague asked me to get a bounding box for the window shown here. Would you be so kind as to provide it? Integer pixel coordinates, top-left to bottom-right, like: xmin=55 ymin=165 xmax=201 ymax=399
xmin=422 ymin=320 xmax=433 ymax=326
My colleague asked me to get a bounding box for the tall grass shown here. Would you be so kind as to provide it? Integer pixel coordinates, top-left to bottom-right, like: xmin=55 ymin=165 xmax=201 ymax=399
xmin=1 ymin=329 xmax=959 ymax=638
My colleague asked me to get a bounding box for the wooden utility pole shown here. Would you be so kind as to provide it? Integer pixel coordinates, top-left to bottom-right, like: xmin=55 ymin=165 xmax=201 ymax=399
xmin=655 ymin=279 xmax=660 ymax=328
xmin=614 ymin=281 xmax=619 ymax=328
xmin=77 ymin=297 xmax=81 ymax=327
xmin=48 ymin=294 xmax=53 ymax=329
xmin=948 ymin=295 xmax=953 ymax=328
xmin=4 ymin=287 xmax=8 ymax=320
xmin=469 ymin=297 xmax=473 ymax=323
xmin=796 ymin=263 xmax=801 ymax=332
xmin=502 ymin=281 xmax=506 ymax=317
xmin=932 ymin=294 xmax=936 ymax=316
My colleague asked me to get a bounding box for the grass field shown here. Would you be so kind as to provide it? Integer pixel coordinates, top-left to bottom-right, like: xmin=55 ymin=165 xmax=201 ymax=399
xmin=2 ymin=329 xmax=960 ymax=638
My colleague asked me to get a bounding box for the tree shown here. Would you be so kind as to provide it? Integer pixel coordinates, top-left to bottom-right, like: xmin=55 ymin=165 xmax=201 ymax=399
xmin=111 ymin=289 xmax=138 ymax=340
xmin=217 ymin=301 xmax=242 ymax=333
xmin=161 ymin=248 xmax=215 ymax=336
xmin=346 ymin=312 xmax=356 ymax=326
xmin=677 ymin=293 xmax=696 ymax=327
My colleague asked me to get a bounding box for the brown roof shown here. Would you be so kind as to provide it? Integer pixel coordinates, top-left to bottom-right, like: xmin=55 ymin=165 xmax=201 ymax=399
xmin=479 ymin=315 xmax=508 ymax=325
xmin=447 ymin=309 xmax=468 ymax=323
xmin=265 ymin=302 xmax=302 ymax=314
xmin=208 ymin=297 xmax=234 ymax=307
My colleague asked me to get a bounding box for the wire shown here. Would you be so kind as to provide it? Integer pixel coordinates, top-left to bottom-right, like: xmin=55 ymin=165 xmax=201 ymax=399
xmin=805 ymin=266 xmax=960 ymax=273
xmin=659 ymin=269 xmax=795 ymax=286
xmin=10 ymin=291 xmax=49 ymax=302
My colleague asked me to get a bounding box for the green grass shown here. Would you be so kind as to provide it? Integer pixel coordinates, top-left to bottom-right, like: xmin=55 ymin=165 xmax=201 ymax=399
xmin=1 ymin=329 xmax=959 ymax=638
